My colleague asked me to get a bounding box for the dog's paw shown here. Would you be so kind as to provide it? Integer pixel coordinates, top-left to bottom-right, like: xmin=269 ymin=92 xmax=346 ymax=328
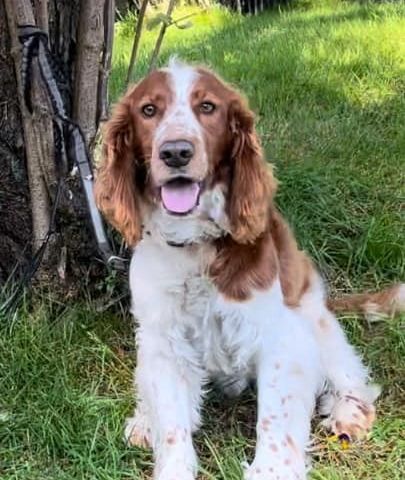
xmin=124 ymin=411 xmax=152 ymax=448
xmin=155 ymin=466 xmax=195 ymax=480
xmin=322 ymin=393 xmax=376 ymax=440
xmin=243 ymin=456 xmax=306 ymax=480
xmin=155 ymin=457 xmax=196 ymax=480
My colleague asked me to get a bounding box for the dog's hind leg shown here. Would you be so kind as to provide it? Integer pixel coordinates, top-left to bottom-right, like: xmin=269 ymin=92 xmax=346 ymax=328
xmin=298 ymin=276 xmax=380 ymax=440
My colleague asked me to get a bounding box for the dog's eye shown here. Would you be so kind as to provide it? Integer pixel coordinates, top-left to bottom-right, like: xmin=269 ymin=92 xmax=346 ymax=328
xmin=142 ymin=104 xmax=157 ymax=118
xmin=199 ymin=101 xmax=216 ymax=114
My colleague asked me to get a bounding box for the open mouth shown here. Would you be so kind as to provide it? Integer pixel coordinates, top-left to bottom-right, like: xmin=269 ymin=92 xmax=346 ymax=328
xmin=160 ymin=177 xmax=202 ymax=215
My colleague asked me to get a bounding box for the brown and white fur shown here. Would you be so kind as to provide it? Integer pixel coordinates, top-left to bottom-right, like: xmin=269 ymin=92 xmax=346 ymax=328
xmin=95 ymin=59 xmax=404 ymax=480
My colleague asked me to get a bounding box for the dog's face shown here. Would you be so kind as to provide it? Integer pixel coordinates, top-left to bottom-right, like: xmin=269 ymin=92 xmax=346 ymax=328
xmin=118 ymin=63 xmax=233 ymax=215
xmin=95 ymin=60 xmax=275 ymax=245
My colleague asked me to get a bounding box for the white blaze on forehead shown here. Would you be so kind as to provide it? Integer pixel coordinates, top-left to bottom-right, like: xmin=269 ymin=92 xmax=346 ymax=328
xmin=155 ymin=59 xmax=201 ymax=142
xmin=165 ymin=58 xmax=199 ymax=104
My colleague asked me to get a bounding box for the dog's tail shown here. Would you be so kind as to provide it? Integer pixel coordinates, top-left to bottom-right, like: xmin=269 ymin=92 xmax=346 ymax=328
xmin=327 ymin=283 xmax=405 ymax=320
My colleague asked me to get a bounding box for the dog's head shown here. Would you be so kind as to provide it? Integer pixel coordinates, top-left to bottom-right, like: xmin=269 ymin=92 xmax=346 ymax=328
xmin=95 ymin=59 xmax=276 ymax=246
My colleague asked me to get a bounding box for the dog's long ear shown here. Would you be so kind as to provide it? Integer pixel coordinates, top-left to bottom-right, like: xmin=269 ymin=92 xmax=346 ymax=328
xmin=227 ymin=97 xmax=277 ymax=244
xmin=94 ymin=99 xmax=142 ymax=246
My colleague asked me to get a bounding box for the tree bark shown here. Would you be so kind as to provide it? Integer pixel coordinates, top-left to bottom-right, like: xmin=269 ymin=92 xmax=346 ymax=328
xmin=0 ymin=0 xmax=114 ymax=291
xmin=33 ymin=0 xmax=49 ymax=33
xmin=73 ymin=0 xmax=106 ymax=150
xmin=4 ymin=0 xmax=54 ymax=255
xmin=0 ymin=0 xmax=31 ymax=284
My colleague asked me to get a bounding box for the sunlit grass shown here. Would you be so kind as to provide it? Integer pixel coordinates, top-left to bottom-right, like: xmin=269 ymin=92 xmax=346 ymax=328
xmin=110 ymin=5 xmax=235 ymax=98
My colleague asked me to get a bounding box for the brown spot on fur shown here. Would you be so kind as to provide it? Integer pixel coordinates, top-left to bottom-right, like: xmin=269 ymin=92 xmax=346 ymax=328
xmin=261 ymin=418 xmax=271 ymax=431
xmin=269 ymin=209 xmax=314 ymax=307
xmin=270 ymin=443 xmax=278 ymax=452
xmin=345 ymin=395 xmax=361 ymax=402
xmin=286 ymin=434 xmax=300 ymax=457
xmin=356 ymin=403 xmax=372 ymax=418
xmin=210 ymin=227 xmax=278 ymax=301
xmin=319 ymin=317 xmax=330 ymax=330
xmin=291 ymin=365 xmax=304 ymax=376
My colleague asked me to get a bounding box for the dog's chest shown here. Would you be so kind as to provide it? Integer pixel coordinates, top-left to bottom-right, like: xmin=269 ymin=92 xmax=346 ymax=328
xmin=131 ymin=238 xmax=259 ymax=376
xmin=177 ymin=271 xmax=258 ymax=377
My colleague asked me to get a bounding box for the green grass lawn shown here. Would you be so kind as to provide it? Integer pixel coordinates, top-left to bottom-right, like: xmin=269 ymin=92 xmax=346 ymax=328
xmin=1 ymin=1 xmax=404 ymax=478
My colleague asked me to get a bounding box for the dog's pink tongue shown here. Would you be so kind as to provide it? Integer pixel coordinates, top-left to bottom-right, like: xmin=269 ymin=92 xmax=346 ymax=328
xmin=161 ymin=182 xmax=200 ymax=214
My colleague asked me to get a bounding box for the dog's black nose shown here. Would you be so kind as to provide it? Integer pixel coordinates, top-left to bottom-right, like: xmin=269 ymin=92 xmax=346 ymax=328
xmin=159 ymin=140 xmax=194 ymax=168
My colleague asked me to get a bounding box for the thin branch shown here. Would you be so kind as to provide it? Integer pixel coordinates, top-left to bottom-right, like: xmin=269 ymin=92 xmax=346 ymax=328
xmin=148 ymin=0 xmax=176 ymax=73
xmin=98 ymin=0 xmax=115 ymax=123
xmin=171 ymin=12 xmax=198 ymax=26
xmin=125 ymin=0 xmax=149 ymax=88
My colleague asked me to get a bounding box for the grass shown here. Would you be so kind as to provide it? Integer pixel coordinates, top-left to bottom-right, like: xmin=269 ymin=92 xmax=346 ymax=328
xmin=1 ymin=0 xmax=404 ymax=478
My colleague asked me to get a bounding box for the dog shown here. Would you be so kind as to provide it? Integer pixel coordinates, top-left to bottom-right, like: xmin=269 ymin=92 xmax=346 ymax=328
xmin=95 ymin=59 xmax=404 ymax=480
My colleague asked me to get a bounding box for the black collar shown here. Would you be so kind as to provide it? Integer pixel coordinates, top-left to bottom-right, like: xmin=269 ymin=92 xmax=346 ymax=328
xmin=166 ymin=240 xmax=190 ymax=248
xmin=144 ymin=229 xmax=193 ymax=248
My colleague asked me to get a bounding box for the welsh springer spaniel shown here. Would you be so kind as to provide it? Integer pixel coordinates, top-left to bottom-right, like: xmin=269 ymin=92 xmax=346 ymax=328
xmin=95 ymin=59 xmax=404 ymax=480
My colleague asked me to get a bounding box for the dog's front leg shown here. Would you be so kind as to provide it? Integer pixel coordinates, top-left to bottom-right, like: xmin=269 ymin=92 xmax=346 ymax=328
xmin=134 ymin=328 xmax=202 ymax=480
xmin=244 ymin=293 xmax=323 ymax=479
xmin=125 ymin=239 xmax=208 ymax=479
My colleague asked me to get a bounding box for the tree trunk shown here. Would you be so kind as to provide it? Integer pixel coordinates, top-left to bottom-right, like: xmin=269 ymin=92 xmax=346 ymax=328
xmin=0 ymin=0 xmax=114 ymax=292
xmin=4 ymin=0 xmax=55 ymax=258
xmin=74 ymin=0 xmax=106 ymax=149
xmin=0 ymin=0 xmax=31 ymax=284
